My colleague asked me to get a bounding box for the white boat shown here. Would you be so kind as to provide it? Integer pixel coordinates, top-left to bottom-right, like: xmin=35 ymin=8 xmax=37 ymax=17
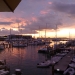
xmin=0 ymin=60 xmax=5 ymax=65
xmin=12 ymin=42 xmax=27 ymax=47
xmin=37 ymin=56 xmax=62 ymax=68
xmin=50 ymin=56 xmax=62 ymax=64
xmin=0 ymin=44 xmax=5 ymax=50
xmin=38 ymin=47 xmax=47 ymax=53
xmin=71 ymin=58 xmax=75 ymax=63
xmin=62 ymin=50 xmax=69 ymax=53
xmin=56 ymin=53 xmax=67 ymax=57
xmin=63 ymin=67 xmax=75 ymax=75
xmin=38 ymin=46 xmax=52 ymax=53
xmin=0 ymin=69 xmax=9 ymax=75
xmin=37 ymin=60 xmax=51 ymax=68
xmin=69 ymin=63 xmax=75 ymax=68
xmin=29 ymin=39 xmax=45 ymax=45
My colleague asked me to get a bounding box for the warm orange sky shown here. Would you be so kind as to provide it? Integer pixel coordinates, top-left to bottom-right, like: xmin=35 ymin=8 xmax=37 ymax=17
xmin=0 ymin=0 xmax=75 ymax=38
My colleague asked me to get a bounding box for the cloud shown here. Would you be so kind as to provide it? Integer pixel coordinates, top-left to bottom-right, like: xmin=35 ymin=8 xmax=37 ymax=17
xmin=40 ymin=10 xmax=50 ymax=15
xmin=19 ymin=28 xmax=38 ymax=34
xmin=20 ymin=12 xmax=62 ymax=34
xmin=0 ymin=22 xmax=13 ymax=25
xmin=50 ymin=2 xmax=75 ymax=17
xmin=0 ymin=28 xmax=19 ymax=35
xmin=1 ymin=0 xmax=75 ymax=35
xmin=48 ymin=2 xmax=52 ymax=4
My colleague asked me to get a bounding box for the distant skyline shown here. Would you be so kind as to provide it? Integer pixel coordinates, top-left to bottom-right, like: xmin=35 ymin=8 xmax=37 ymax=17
xmin=0 ymin=0 xmax=75 ymax=38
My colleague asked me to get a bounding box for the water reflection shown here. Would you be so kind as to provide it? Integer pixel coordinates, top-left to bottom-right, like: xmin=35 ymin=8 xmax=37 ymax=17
xmin=0 ymin=41 xmax=67 ymax=75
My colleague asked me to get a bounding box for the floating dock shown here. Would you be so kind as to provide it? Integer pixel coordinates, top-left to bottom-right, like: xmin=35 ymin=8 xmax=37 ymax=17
xmin=54 ymin=50 xmax=73 ymax=72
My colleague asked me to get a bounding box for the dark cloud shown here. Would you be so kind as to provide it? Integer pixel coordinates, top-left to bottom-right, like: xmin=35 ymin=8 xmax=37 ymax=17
xmin=20 ymin=13 xmax=62 ymax=34
xmin=0 ymin=22 xmax=13 ymax=25
xmin=0 ymin=28 xmax=19 ymax=35
xmin=19 ymin=28 xmax=38 ymax=34
xmin=15 ymin=19 xmax=22 ymax=23
xmin=50 ymin=2 xmax=75 ymax=17
xmin=1 ymin=28 xmax=6 ymax=30
xmin=1 ymin=0 xmax=75 ymax=35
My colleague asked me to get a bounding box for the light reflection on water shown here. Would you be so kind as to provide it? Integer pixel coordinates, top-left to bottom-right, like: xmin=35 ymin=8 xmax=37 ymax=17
xmin=0 ymin=46 xmax=51 ymax=75
xmin=0 ymin=41 xmax=66 ymax=75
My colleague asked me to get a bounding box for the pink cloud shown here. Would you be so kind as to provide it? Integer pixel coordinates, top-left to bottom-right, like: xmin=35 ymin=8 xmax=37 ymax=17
xmin=40 ymin=10 xmax=49 ymax=15
xmin=31 ymin=17 xmax=37 ymax=22
xmin=48 ymin=2 xmax=52 ymax=4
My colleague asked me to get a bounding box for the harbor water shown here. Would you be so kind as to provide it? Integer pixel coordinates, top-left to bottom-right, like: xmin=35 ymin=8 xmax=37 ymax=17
xmin=0 ymin=41 xmax=66 ymax=75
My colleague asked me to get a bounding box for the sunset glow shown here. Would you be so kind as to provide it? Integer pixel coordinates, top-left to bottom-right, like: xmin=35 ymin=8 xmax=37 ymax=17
xmin=0 ymin=0 xmax=75 ymax=38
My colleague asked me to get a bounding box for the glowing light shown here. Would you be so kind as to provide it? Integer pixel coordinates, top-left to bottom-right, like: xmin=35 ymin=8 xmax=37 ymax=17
xmin=13 ymin=28 xmax=18 ymax=31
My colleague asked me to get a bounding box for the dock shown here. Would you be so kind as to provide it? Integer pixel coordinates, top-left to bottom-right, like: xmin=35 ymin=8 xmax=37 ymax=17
xmin=54 ymin=50 xmax=74 ymax=72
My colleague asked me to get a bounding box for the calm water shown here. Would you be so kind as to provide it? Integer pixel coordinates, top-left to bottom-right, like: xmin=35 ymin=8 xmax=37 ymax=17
xmin=0 ymin=45 xmax=52 ymax=75
xmin=0 ymin=41 xmax=66 ymax=75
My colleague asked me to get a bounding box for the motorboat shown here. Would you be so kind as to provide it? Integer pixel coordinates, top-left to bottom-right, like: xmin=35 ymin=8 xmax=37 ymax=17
xmin=0 ymin=44 xmax=5 ymax=50
xmin=37 ymin=55 xmax=62 ymax=68
xmin=38 ymin=47 xmax=47 ymax=53
xmin=0 ymin=60 xmax=5 ymax=65
xmin=71 ymin=58 xmax=75 ymax=63
xmin=37 ymin=60 xmax=51 ymax=68
xmin=50 ymin=56 xmax=62 ymax=64
xmin=56 ymin=53 xmax=67 ymax=57
xmin=0 ymin=69 xmax=9 ymax=75
xmin=69 ymin=63 xmax=75 ymax=68
xmin=62 ymin=50 xmax=69 ymax=53
xmin=38 ymin=46 xmax=52 ymax=53
xmin=12 ymin=42 xmax=27 ymax=47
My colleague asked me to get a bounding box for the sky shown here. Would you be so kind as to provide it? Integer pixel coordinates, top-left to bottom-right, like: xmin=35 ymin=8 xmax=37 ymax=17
xmin=0 ymin=0 xmax=75 ymax=38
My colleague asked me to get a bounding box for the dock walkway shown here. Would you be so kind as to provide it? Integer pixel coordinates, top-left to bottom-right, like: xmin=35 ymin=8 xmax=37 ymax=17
xmin=54 ymin=50 xmax=74 ymax=72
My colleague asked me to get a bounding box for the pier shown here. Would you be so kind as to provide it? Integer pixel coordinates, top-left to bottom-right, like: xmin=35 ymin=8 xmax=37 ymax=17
xmin=54 ymin=50 xmax=73 ymax=72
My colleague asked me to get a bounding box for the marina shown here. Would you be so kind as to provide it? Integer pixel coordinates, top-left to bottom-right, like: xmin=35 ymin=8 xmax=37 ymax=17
xmin=0 ymin=39 xmax=74 ymax=75
xmin=0 ymin=0 xmax=75 ymax=75
xmin=0 ymin=41 xmax=53 ymax=75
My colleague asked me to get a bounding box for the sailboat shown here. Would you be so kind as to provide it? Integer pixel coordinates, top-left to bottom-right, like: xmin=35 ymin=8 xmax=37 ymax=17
xmin=38 ymin=23 xmax=52 ymax=53
xmin=53 ymin=24 xmax=58 ymax=50
xmin=12 ymin=23 xmax=27 ymax=47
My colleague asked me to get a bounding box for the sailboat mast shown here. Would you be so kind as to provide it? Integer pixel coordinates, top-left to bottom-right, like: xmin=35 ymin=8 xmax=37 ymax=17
xmin=69 ymin=30 xmax=70 ymax=41
xmin=45 ymin=23 xmax=47 ymax=42
xmin=56 ymin=24 xmax=57 ymax=40
xmin=39 ymin=26 xmax=40 ymax=38
xmin=56 ymin=24 xmax=57 ymax=46
xmin=10 ymin=28 xmax=11 ymax=35
xmin=18 ymin=22 xmax=19 ymax=34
